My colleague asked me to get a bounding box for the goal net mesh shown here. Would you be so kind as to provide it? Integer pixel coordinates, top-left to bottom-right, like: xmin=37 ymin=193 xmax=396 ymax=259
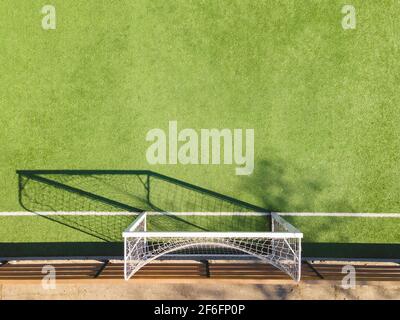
xmin=124 ymin=212 xmax=302 ymax=281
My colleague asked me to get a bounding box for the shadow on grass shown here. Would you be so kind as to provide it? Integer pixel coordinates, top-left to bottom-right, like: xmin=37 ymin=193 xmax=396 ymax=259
xmin=242 ymin=156 xmax=355 ymax=212
xmin=11 ymin=170 xmax=268 ymax=258
xmin=11 ymin=167 xmax=400 ymax=260
xmin=303 ymin=243 xmax=400 ymax=259
xmin=0 ymin=242 xmax=123 ymax=258
xmin=3 ymin=242 xmax=399 ymax=260
xmin=241 ymin=155 xmax=400 ymax=259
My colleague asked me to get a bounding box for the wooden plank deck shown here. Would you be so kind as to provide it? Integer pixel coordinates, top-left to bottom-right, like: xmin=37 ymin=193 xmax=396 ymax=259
xmin=1 ymin=260 xmax=400 ymax=281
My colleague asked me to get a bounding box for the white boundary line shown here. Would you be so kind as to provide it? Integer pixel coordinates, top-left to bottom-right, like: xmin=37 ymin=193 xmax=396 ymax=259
xmin=0 ymin=211 xmax=270 ymax=216
xmin=1 ymin=211 xmax=400 ymax=217
xmin=0 ymin=211 xmax=138 ymax=216
xmin=278 ymin=212 xmax=400 ymax=218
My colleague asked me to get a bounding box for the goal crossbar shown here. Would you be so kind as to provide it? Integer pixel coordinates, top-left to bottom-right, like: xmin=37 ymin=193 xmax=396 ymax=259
xmin=123 ymin=231 xmax=302 ymax=239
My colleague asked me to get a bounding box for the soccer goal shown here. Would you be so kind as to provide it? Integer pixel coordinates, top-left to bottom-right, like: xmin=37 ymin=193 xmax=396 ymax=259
xmin=123 ymin=211 xmax=303 ymax=281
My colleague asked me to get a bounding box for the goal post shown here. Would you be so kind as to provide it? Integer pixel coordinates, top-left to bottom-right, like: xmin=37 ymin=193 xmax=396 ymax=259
xmin=123 ymin=212 xmax=303 ymax=281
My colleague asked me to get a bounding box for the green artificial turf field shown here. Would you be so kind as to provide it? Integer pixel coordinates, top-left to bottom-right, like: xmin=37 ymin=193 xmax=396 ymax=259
xmin=1 ymin=1 xmax=400 ymax=258
xmin=1 ymin=214 xmax=399 ymax=258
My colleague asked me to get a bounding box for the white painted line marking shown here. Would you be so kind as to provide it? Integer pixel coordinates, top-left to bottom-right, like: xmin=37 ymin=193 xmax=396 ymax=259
xmin=0 ymin=211 xmax=270 ymax=216
xmin=0 ymin=212 xmax=399 ymax=217
xmin=277 ymin=212 xmax=400 ymax=218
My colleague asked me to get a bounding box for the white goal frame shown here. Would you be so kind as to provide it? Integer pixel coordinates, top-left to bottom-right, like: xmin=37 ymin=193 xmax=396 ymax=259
xmin=123 ymin=212 xmax=303 ymax=281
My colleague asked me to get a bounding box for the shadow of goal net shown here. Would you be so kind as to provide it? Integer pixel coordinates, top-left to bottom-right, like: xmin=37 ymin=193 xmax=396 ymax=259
xmin=17 ymin=170 xmax=302 ymax=280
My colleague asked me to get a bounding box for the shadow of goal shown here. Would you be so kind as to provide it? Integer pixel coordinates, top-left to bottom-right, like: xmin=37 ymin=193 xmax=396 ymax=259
xmin=17 ymin=170 xmax=302 ymax=280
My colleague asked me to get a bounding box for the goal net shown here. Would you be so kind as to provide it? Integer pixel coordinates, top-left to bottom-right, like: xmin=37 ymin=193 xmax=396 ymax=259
xmin=123 ymin=211 xmax=303 ymax=281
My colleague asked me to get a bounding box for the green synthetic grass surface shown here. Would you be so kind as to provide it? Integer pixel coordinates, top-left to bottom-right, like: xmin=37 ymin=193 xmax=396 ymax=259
xmin=1 ymin=1 xmax=399 ymax=258
xmin=0 ymin=215 xmax=399 ymax=258
xmin=1 ymin=0 xmax=399 ymax=213
xmin=0 ymin=215 xmax=270 ymax=242
xmin=285 ymin=216 xmax=400 ymax=243
xmin=1 ymin=215 xmax=399 ymax=243
xmin=0 ymin=216 xmax=102 ymax=243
